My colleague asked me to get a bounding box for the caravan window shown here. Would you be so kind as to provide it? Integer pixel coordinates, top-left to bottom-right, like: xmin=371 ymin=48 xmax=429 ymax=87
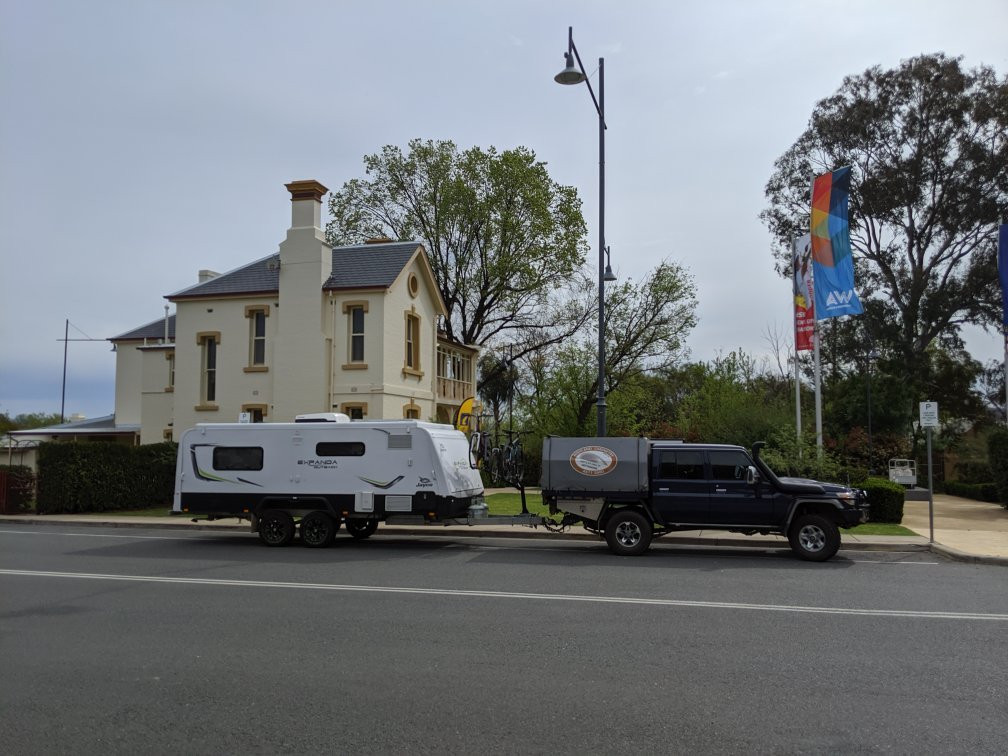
xmin=213 ymin=446 xmax=264 ymax=470
xmin=316 ymin=442 xmax=365 ymax=457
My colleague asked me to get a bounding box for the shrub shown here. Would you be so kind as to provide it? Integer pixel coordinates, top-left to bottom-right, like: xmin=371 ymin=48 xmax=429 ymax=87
xmin=943 ymin=481 xmax=1000 ymax=502
xmin=988 ymin=427 xmax=1008 ymax=508
xmin=954 ymin=460 xmax=993 ymax=484
xmin=36 ymin=441 xmax=178 ymax=513
xmin=0 ymin=465 xmax=36 ymax=512
xmin=857 ymin=476 xmax=905 ymax=523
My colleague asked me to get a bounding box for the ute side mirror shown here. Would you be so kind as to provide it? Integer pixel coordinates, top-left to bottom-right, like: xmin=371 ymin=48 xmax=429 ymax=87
xmin=746 ymin=465 xmax=759 ymax=485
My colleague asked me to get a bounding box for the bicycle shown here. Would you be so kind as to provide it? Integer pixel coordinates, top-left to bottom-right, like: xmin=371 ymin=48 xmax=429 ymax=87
xmin=468 ymin=421 xmax=505 ymax=486
xmin=500 ymin=429 xmax=529 ymax=487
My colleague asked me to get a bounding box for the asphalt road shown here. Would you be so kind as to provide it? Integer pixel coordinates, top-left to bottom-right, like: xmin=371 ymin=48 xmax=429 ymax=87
xmin=2 ymin=524 xmax=1006 ymax=754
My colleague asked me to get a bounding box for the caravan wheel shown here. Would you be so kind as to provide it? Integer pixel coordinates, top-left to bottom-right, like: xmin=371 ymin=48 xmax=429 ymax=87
xmin=345 ymin=519 xmax=378 ymax=540
xmin=258 ymin=511 xmax=295 ymax=546
xmin=300 ymin=512 xmax=337 ymax=548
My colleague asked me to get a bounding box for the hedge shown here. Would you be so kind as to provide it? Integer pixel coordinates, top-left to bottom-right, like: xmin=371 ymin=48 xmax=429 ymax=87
xmin=857 ymin=476 xmax=905 ymax=523
xmin=943 ymin=481 xmax=1000 ymax=503
xmin=0 ymin=465 xmax=36 ymax=513
xmin=989 ymin=427 xmax=1008 ymax=509
xmin=36 ymin=441 xmax=177 ymax=514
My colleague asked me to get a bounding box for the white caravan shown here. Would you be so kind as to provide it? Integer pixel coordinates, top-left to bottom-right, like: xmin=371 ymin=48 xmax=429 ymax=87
xmin=173 ymin=417 xmax=484 ymax=546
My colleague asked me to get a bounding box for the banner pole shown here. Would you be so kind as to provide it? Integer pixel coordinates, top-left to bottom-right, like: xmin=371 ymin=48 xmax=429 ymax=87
xmin=1003 ymin=325 xmax=1007 ymax=424
xmin=793 ymin=238 xmax=802 ymax=453
xmin=814 ymin=319 xmax=823 ymax=456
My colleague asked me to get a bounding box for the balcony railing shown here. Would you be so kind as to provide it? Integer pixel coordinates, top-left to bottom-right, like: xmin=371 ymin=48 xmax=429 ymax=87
xmin=436 ymin=345 xmax=474 ymax=404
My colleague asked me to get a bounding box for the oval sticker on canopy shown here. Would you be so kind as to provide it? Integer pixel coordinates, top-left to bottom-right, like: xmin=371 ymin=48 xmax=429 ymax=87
xmin=569 ymin=446 xmax=618 ymax=476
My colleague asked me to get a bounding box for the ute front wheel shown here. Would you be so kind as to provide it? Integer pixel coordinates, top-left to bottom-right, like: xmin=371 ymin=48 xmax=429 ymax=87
xmin=788 ymin=513 xmax=840 ymax=562
xmin=258 ymin=511 xmax=295 ymax=547
xmin=604 ymin=509 xmax=653 ymax=556
xmin=345 ymin=518 xmax=378 ymax=540
xmin=300 ymin=511 xmax=338 ymax=548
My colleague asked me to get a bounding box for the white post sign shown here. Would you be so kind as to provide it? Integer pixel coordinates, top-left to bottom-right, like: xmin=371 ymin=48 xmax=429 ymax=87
xmin=919 ymin=401 xmax=938 ymax=542
xmin=238 ymin=412 xmax=251 ymax=424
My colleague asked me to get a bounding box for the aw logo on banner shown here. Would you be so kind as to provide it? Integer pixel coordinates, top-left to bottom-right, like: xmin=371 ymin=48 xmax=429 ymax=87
xmin=826 ymin=290 xmax=858 ymax=307
xmin=811 ymin=167 xmax=863 ymax=320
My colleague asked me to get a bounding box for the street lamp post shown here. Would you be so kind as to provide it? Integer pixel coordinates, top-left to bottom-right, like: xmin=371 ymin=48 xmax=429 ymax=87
xmin=866 ymin=348 xmax=879 ymax=472
xmin=555 ymin=26 xmax=616 ymax=437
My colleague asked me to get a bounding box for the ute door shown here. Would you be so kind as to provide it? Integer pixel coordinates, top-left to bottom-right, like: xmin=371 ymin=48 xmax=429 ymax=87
xmin=651 ymin=448 xmax=708 ymax=524
xmin=706 ymin=449 xmax=773 ymax=525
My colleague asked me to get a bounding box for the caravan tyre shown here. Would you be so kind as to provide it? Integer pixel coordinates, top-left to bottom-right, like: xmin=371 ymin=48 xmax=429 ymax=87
xmin=300 ymin=512 xmax=337 ymax=548
xmin=345 ymin=518 xmax=378 ymax=540
xmin=258 ymin=511 xmax=295 ymax=546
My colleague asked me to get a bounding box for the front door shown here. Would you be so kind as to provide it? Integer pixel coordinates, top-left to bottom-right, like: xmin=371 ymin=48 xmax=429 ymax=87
xmin=706 ymin=449 xmax=773 ymax=525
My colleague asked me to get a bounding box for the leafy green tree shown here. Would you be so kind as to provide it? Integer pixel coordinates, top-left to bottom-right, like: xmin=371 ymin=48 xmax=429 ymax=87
xmin=523 ymin=261 xmax=698 ymax=434
xmin=763 ymin=54 xmax=1007 ymax=429
xmin=325 ymin=139 xmax=590 ymax=352
xmin=673 ymin=351 xmax=793 ymax=446
xmin=0 ymin=411 xmax=63 ymax=433
xmin=476 ymin=352 xmax=519 ymax=436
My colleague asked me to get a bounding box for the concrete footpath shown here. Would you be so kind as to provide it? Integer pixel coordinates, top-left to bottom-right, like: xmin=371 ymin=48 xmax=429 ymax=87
xmin=2 ymin=492 xmax=1006 ymax=566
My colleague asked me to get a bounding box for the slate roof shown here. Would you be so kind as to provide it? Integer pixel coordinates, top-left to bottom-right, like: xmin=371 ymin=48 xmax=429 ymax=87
xmin=167 ymin=241 xmax=423 ymax=300
xmin=111 ymin=315 xmax=176 ymax=342
xmin=324 ymin=241 xmax=420 ymax=290
xmin=169 ymin=254 xmax=280 ymax=300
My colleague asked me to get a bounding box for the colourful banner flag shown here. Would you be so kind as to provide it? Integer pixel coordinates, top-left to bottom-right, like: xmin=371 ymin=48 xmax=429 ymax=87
xmin=793 ymin=233 xmax=815 ymax=351
xmin=811 ymin=167 xmax=863 ymax=319
xmin=999 ymin=224 xmax=1008 ymax=327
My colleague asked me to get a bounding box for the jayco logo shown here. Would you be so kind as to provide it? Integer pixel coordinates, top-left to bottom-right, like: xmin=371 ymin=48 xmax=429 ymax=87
xmin=825 ymin=289 xmax=856 ymax=307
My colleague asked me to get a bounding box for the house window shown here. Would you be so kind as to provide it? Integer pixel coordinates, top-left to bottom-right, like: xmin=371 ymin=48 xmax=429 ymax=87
xmin=340 ymin=402 xmax=367 ymax=420
xmin=245 ymin=305 xmax=269 ymax=371
xmin=403 ymin=401 xmax=421 ymax=419
xmin=242 ymin=403 xmax=268 ymax=423
xmin=404 ymin=310 xmax=422 ymax=376
xmin=350 ymin=307 xmax=364 ymax=361
xmin=197 ymin=332 xmax=220 ymax=406
xmin=342 ymin=301 xmax=369 ymax=369
xmin=166 ymin=352 xmax=175 ymax=392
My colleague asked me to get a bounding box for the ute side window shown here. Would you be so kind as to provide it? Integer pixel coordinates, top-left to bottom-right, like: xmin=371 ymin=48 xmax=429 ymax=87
xmin=316 ymin=442 xmax=366 ymax=457
xmin=213 ymin=446 xmax=264 ymax=471
xmin=656 ymin=450 xmax=705 ymax=480
xmin=708 ymin=450 xmax=753 ymax=480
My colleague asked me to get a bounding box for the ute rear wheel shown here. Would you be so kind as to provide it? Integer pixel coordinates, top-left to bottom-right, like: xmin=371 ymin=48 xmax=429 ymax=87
xmin=300 ymin=511 xmax=338 ymax=548
xmin=604 ymin=509 xmax=653 ymax=556
xmin=345 ymin=518 xmax=378 ymax=540
xmin=787 ymin=513 xmax=840 ymax=562
xmin=258 ymin=511 xmax=295 ymax=547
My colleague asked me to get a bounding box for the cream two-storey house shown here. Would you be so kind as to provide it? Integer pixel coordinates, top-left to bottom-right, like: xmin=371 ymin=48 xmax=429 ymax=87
xmin=111 ymin=180 xmax=478 ymax=444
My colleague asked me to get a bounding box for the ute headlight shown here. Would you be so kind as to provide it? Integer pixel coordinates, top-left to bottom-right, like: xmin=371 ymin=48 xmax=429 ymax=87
xmin=836 ymin=491 xmax=856 ymax=500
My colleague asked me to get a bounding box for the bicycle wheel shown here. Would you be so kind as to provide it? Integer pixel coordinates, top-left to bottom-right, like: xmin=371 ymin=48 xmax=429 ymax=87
xmin=510 ymin=442 xmax=524 ymax=485
xmin=488 ymin=448 xmax=504 ymax=486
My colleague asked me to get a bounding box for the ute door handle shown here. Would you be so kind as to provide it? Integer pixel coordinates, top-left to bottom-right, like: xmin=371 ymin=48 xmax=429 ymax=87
xmin=658 ymin=487 xmax=669 ymax=492
xmin=715 ymin=487 xmax=727 ymax=493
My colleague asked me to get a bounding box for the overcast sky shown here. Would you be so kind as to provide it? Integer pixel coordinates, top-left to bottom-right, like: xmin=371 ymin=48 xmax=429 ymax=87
xmin=2 ymin=0 xmax=1006 ymax=421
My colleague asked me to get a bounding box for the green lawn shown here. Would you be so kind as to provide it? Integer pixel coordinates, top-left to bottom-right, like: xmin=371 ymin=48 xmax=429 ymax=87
xmin=845 ymin=522 xmax=917 ymax=536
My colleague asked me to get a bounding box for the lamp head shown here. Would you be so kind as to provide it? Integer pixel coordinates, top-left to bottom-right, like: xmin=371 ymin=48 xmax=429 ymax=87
xmin=554 ymin=52 xmax=585 ymax=85
xmin=603 ymin=263 xmax=617 ymax=282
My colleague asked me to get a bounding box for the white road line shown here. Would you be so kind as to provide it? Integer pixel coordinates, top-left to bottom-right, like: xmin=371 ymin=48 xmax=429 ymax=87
xmin=1 ymin=568 xmax=1004 ymax=621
